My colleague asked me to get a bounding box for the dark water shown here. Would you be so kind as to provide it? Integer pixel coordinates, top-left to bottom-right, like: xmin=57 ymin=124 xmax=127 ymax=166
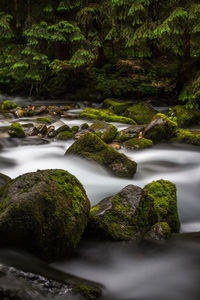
xmin=0 ymin=104 xmax=200 ymax=299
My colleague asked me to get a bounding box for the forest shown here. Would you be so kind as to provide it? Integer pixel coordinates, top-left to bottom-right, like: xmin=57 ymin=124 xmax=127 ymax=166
xmin=0 ymin=0 xmax=200 ymax=108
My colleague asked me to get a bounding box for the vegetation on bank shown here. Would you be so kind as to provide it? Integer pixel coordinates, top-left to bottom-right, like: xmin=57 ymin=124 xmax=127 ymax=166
xmin=0 ymin=0 xmax=200 ymax=109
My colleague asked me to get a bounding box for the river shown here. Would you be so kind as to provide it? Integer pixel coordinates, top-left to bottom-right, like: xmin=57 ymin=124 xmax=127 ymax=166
xmin=0 ymin=102 xmax=200 ymax=299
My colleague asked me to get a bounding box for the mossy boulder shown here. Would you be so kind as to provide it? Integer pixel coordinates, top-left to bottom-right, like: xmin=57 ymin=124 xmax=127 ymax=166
xmin=103 ymin=99 xmax=133 ymax=114
xmin=0 ymin=169 xmax=90 ymax=261
xmin=171 ymin=105 xmax=200 ymax=127
xmin=125 ymin=102 xmax=157 ymax=124
xmin=90 ymin=121 xmax=117 ymax=143
xmin=170 ymin=129 xmax=200 ymax=146
xmin=1 ymin=100 xmax=18 ymax=112
xmin=88 ymin=185 xmax=153 ymax=240
xmin=116 ymin=125 xmax=145 ymax=142
xmin=8 ymin=122 xmax=25 ymax=138
xmin=144 ymin=222 xmax=171 ymax=241
xmin=144 ymin=180 xmax=180 ymax=233
xmin=65 ymin=133 xmax=137 ymax=178
xmin=54 ymin=124 xmax=72 ymax=136
xmin=0 ymin=173 xmax=11 ymax=188
xmin=79 ymin=108 xmax=136 ymax=124
xmin=87 ymin=179 xmax=180 ymax=241
xmin=56 ymin=130 xmax=73 ymax=140
xmin=124 ymin=138 xmax=153 ymax=150
xmin=143 ymin=113 xmax=177 ymax=143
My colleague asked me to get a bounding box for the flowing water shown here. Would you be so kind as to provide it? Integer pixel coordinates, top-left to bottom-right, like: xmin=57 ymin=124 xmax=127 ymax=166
xmin=0 ymin=103 xmax=200 ymax=299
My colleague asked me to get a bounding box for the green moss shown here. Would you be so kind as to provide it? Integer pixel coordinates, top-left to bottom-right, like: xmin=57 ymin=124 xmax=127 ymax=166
xmin=170 ymin=129 xmax=200 ymax=146
xmin=66 ymin=133 xmax=137 ymax=178
xmin=171 ymin=105 xmax=200 ymax=127
xmin=90 ymin=204 xmax=100 ymax=217
xmin=72 ymin=125 xmax=79 ymax=133
xmin=36 ymin=117 xmax=51 ymax=124
xmin=144 ymin=179 xmax=180 ymax=233
xmin=103 ymin=99 xmax=133 ymax=114
xmin=56 ymin=131 xmax=73 ymax=140
xmin=74 ymin=284 xmax=102 ymax=300
xmin=124 ymin=138 xmax=153 ymax=150
xmin=144 ymin=113 xmax=177 ymax=143
xmin=0 ymin=169 xmax=90 ymax=261
xmin=79 ymin=108 xmax=136 ymax=124
xmin=90 ymin=121 xmax=117 ymax=143
xmin=1 ymin=100 xmax=18 ymax=111
xmin=8 ymin=122 xmax=25 ymax=138
xmin=125 ymin=102 xmax=157 ymax=124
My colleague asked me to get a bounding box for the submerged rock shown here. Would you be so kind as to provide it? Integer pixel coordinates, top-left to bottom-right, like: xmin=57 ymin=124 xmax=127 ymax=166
xmin=125 ymin=102 xmax=157 ymax=124
xmin=143 ymin=113 xmax=177 ymax=143
xmin=89 ymin=121 xmax=117 ymax=143
xmin=0 ymin=264 xmax=102 ymax=300
xmin=0 ymin=169 xmax=90 ymax=261
xmin=103 ymin=99 xmax=133 ymax=114
xmin=124 ymin=138 xmax=153 ymax=150
xmin=88 ymin=180 xmax=180 ymax=241
xmin=79 ymin=108 xmax=136 ymax=124
xmin=65 ymin=133 xmax=137 ymax=178
xmin=8 ymin=122 xmax=25 ymax=138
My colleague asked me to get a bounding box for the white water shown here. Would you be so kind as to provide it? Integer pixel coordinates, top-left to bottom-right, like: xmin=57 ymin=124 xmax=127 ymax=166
xmin=1 ymin=113 xmax=200 ymax=299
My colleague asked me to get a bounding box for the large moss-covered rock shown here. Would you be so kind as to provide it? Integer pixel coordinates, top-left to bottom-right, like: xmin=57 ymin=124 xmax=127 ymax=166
xmin=8 ymin=122 xmax=25 ymax=138
xmin=1 ymin=100 xmax=17 ymax=112
xmin=125 ymin=102 xmax=157 ymax=124
xmin=124 ymin=138 xmax=153 ymax=150
xmin=116 ymin=125 xmax=145 ymax=142
xmin=143 ymin=113 xmax=177 ymax=143
xmin=90 ymin=121 xmax=117 ymax=143
xmin=103 ymin=99 xmax=133 ymax=114
xmin=88 ymin=185 xmax=154 ymax=240
xmin=0 ymin=169 xmax=90 ymax=261
xmin=170 ymin=129 xmax=200 ymax=146
xmin=88 ymin=180 xmax=180 ymax=241
xmin=0 ymin=173 xmax=11 ymax=188
xmin=144 ymin=180 xmax=180 ymax=233
xmin=65 ymin=133 xmax=137 ymax=178
xmin=79 ymin=108 xmax=136 ymax=124
xmin=171 ymin=105 xmax=200 ymax=127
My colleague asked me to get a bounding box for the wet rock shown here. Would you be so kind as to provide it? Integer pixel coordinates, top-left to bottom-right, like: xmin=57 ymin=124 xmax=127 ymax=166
xmin=0 ymin=169 xmax=90 ymax=261
xmin=89 ymin=121 xmax=117 ymax=143
xmin=0 ymin=173 xmax=11 ymax=188
xmin=124 ymin=138 xmax=153 ymax=150
xmin=32 ymin=106 xmax=48 ymax=116
xmin=14 ymin=109 xmax=28 ymax=118
xmin=143 ymin=113 xmax=177 ymax=143
xmin=170 ymin=129 xmax=200 ymax=146
xmin=47 ymin=125 xmax=55 ymax=138
xmin=144 ymin=222 xmax=171 ymax=241
xmin=0 ymin=264 xmax=102 ymax=300
xmin=88 ymin=179 xmax=180 ymax=241
xmin=74 ymin=129 xmax=91 ymax=139
xmin=65 ymin=133 xmax=137 ymax=178
xmin=88 ymin=185 xmax=148 ymax=240
xmin=116 ymin=125 xmax=145 ymax=142
xmin=103 ymin=99 xmax=133 ymax=114
xmin=125 ymin=102 xmax=157 ymax=124
xmin=54 ymin=124 xmax=72 ymax=136
xmin=8 ymin=122 xmax=25 ymax=138
xmin=56 ymin=131 xmax=73 ymax=140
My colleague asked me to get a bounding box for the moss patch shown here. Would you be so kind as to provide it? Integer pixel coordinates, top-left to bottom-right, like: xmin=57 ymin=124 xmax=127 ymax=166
xmin=90 ymin=121 xmax=117 ymax=143
xmin=79 ymin=108 xmax=136 ymax=124
xmin=36 ymin=117 xmax=52 ymax=124
xmin=171 ymin=105 xmax=200 ymax=127
xmin=125 ymin=102 xmax=157 ymax=124
xmin=1 ymin=100 xmax=18 ymax=112
xmin=8 ymin=122 xmax=25 ymax=138
xmin=144 ymin=179 xmax=180 ymax=233
xmin=103 ymin=99 xmax=133 ymax=114
xmin=124 ymin=138 xmax=153 ymax=150
xmin=56 ymin=131 xmax=73 ymax=140
xmin=170 ymin=129 xmax=200 ymax=146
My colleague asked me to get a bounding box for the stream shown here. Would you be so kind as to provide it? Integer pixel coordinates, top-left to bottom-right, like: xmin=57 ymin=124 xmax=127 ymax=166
xmin=0 ymin=100 xmax=200 ymax=299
